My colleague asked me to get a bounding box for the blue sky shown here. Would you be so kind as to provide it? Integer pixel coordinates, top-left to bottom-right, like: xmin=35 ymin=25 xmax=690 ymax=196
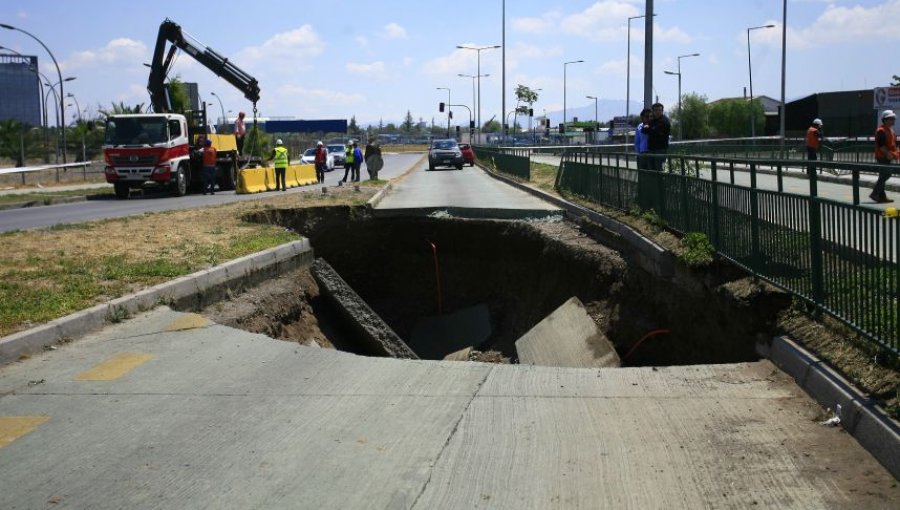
xmin=1 ymin=0 xmax=894 ymax=127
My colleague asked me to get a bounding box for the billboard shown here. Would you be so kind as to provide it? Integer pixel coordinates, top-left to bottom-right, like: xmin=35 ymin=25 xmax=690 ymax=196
xmin=873 ymin=86 xmax=900 ymax=109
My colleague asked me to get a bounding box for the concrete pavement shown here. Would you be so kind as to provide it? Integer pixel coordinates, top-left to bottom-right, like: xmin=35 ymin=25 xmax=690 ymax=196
xmin=1 ymin=306 xmax=897 ymax=509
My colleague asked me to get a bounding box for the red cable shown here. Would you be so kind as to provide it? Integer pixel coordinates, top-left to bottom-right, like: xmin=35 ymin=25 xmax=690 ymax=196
xmin=622 ymin=329 xmax=671 ymax=362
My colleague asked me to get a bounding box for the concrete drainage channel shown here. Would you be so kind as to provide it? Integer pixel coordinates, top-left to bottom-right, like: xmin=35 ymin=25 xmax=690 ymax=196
xmin=233 ymin=205 xmax=790 ymax=367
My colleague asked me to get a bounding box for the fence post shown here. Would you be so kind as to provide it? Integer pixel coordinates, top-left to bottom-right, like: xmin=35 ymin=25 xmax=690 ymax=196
xmin=749 ymin=161 xmax=761 ymax=272
xmin=711 ymin=160 xmax=720 ymax=249
xmin=808 ymin=196 xmax=825 ymax=306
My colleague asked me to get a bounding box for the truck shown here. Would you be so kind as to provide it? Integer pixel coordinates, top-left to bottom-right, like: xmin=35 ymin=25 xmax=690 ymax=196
xmin=102 ymin=19 xmax=260 ymax=199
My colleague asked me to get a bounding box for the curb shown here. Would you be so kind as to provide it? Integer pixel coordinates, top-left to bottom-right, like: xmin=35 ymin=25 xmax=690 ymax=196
xmin=767 ymin=336 xmax=900 ymax=480
xmin=0 ymin=239 xmax=314 ymax=365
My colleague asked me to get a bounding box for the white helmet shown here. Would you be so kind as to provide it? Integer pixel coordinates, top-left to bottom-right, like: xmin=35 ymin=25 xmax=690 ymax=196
xmin=275 ymin=139 xmax=284 ymax=146
xmin=317 ymin=141 xmax=323 ymax=146
xmin=812 ymin=118 xmax=822 ymax=126
xmin=882 ymin=110 xmax=896 ymax=121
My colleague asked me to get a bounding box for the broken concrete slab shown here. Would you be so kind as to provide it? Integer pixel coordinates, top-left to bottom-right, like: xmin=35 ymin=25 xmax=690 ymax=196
xmin=443 ymin=346 xmax=473 ymax=362
xmin=515 ymin=296 xmax=620 ymax=368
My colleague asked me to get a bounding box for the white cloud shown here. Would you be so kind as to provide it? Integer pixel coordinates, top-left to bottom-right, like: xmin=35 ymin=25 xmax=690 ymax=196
xmin=276 ymin=84 xmax=364 ymax=106
xmin=61 ymin=38 xmax=148 ymax=72
xmin=238 ymin=25 xmax=324 ymax=64
xmin=560 ymin=1 xmax=641 ymax=41
xmin=355 ymin=36 xmax=369 ymax=48
xmin=511 ymin=11 xmax=562 ymax=35
xmin=383 ymin=22 xmax=407 ymax=39
xmin=346 ymin=61 xmax=386 ymax=79
xmin=511 ymin=42 xmax=562 ymax=60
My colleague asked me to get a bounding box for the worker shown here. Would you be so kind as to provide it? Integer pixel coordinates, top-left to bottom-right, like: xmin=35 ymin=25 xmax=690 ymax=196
xmin=352 ymin=141 xmax=363 ymax=182
xmin=234 ymin=112 xmax=246 ymax=155
xmin=340 ymin=141 xmax=354 ymax=185
xmin=270 ymin=139 xmax=289 ymax=192
xmin=806 ymin=118 xmax=823 ymax=174
xmin=873 ymin=110 xmax=899 ymax=203
xmin=202 ymin=138 xmax=217 ymax=195
xmin=314 ymin=141 xmax=327 ymax=184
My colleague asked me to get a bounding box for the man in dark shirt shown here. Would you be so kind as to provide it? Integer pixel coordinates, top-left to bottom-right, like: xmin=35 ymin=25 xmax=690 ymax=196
xmin=643 ymin=102 xmax=671 ymax=171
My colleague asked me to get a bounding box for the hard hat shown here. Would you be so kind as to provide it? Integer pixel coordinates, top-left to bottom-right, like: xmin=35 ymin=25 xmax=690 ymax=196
xmin=883 ymin=110 xmax=896 ymax=121
xmin=812 ymin=118 xmax=822 ymax=126
xmin=317 ymin=141 xmax=323 ymax=146
xmin=238 ymin=111 xmax=245 ymax=116
xmin=204 ymin=138 xmax=212 ymax=146
xmin=886 ymin=207 xmax=899 ymax=218
xmin=276 ymin=139 xmax=283 ymax=145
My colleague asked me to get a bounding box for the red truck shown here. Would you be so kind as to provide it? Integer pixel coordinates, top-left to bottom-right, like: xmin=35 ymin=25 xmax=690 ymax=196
xmin=103 ymin=19 xmax=259 ymax=199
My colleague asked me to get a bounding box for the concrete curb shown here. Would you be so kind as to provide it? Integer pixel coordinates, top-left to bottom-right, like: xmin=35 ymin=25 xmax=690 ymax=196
xmin=767 ymin=336 xmax=900 ymax=480
xmin=0 ymin=239 xmax=313 ymax=365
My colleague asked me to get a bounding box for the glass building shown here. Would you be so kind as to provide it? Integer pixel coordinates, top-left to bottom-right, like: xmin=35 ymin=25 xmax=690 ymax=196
xmin=0 ymin=54 xmax=41 ymax=127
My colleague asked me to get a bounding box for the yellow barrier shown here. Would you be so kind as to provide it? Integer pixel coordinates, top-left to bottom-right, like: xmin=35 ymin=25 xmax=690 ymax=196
xmin=193 ymin=134 xmax=238 ymax=152
xmin=236 ymin=164 xmax=318 ymax=194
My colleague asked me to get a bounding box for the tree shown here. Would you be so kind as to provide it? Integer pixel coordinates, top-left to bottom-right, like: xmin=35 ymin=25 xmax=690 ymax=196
xmin=892 ymin=75 xmax=900 ymax=86
xmin=512 ymin=84 xmax=539 ymax=132
xmin=166 ymin=76 xmax=190 ymax=114
xmin=402 ymin=110 xmax=415 ymax=132
xmin=98 ymin=101 xmax=145 ymax=117
xmin=708 ymin=98 xmax=764 ymax=138
xmin=482 ymin=118 xmax=501 ymax=133
xmin=672 ymin=93 xmax=710 ymax=140
xmin=348 ymin=116 xmax=361 ymax=137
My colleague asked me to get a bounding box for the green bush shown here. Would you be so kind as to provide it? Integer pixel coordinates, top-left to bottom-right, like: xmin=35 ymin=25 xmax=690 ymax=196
xmin=679 ymin=232 xmax=715 ymax=267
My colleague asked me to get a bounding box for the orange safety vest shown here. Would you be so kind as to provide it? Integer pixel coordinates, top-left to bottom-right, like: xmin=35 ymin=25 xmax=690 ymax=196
xmin=202 ymin=146 xmax=217 ymax=167
xmin=805 ymin=126 xmax=821 ymax=150
xmin=875 ymin=125 xmax=899 ymax=161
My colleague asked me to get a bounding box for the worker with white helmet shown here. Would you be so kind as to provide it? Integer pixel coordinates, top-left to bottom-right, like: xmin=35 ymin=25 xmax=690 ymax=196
xmin=806 ymin=118 xmax=824 ymax=174
xmin=872 ymin=110 xmax=899 ymax=203
xmin=270 ymin=138 xmax=289 ymax=192
xmin=314 ymin=140 xmax=327 ymax=184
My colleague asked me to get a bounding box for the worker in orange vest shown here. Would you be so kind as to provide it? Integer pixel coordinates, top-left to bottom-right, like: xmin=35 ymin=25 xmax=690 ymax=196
xmin=202 ymin=138 xmax=217 ymax=195
xmin=805 ymin=118 xmax=823 ymax=175
xmin=873 ymin=110 xmax=899 ymax=203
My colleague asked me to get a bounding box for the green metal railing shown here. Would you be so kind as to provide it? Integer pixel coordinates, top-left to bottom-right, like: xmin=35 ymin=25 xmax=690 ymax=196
xmin=473 ymin=146 xmax=530 ymax=180
xmin=553 ymin=150 xmax=899 ymax=357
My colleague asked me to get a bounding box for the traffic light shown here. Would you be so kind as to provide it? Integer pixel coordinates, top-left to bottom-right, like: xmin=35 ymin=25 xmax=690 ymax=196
xmin=559 ymin=123 xmax=565 ymax=134
xmin=469 ymin=120 xmax=475 ymax=129
xmin=528 ymin=108 xmax=534 ymax=117
xmin=455 ymin=125 xmax=461 ymax=137
xmin=439 ymin=102 xmax=445 ymax=112
xmin=449 ymin=111 xmax=453 ymax=119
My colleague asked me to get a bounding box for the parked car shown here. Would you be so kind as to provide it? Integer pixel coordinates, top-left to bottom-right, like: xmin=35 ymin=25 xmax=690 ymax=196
xmin=458 ymin=143 xmax=475 ymax=166
xmin=300 ymin=147 xmax=335 ymax=171
xmin=327 ymin=144 xmax=346 ymax=166
xmin=427 ymin=139 xmax=464 ymax=171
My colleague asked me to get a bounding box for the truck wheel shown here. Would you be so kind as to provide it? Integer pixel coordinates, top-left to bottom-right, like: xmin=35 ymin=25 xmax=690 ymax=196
xmin=220 ymin=159 xmax=238 ymax=191
xmin=173 ymin=165 xmax=188 ymax=197
xmin=114 ymin=182 xmax=130 ymax=200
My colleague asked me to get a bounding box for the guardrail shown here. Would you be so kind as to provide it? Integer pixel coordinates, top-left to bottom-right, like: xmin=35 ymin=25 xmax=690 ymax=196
xmin=483 ymin=147 xmax=898 ymax=357
xmin=0 ymin=161 xmax=97 ymax=185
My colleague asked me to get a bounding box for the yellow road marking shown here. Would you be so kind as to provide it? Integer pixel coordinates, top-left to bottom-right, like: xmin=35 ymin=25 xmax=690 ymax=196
xmin=165 ymin=313 xmax=211 ymax=332
xmin=75 ymin=353 xmax=154 ymax=381
xmin=0 ymin=416 xmax=50 ymax=449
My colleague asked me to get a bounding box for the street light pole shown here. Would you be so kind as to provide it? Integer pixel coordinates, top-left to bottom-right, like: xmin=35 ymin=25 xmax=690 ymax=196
xmin=209 ymin=92 xmax=227 ymax=133
xmin=626 ymin=14 xmax=651 ymax=149
xmin=747 ymin=24 xmax=775 ymax=138
xmin=563 ymin=60 xmax=584 ymax=134
xmin=664 ymin=53 xmax=699 ymax=140
xmin=437 ymin=87 xmax=451 ymax=138
xmin=780 ymin=1 xmax=787 ymax=157
xmin=586 ymin=95 xmax=598 ymax=144
xmin=457 ymin=44 xmax=501 ymax=142
xmin=2 ymin=23 xmax=68 ymax=163
xmin=66 ymin=92 xmax=86 ymax=162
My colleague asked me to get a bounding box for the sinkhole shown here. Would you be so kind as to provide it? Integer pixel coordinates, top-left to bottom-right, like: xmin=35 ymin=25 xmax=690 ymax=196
xmin=228 ymin=205 xmax=791 ymax=367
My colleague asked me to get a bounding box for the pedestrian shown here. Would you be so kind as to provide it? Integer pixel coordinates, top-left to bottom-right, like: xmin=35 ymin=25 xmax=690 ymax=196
xmin=806 ymin=118 xmax=823 ymax=175
xmin=314 ymin=140 xmax=327 ymax=184
xmin=234 ymin=111 xmax=246 ymax=155
xmin=270 ymin=138 xmax=288 ymax=191
xmin=340 ymin=141 xmax=354 ymax=185
xmin=364 ymin=139 xmax=383 ymax=180
xmin=202 ymin=138 xmax=217 ymax=195
xmin=634 ymin=108 xmax=651 ymax=170
xmin=643 ymin=102 xmax=671 ymax=172
xmin=872 ymin=110 xmax=899 ymax=203
xmin=352 ymin=141 xmax=363 ymax=182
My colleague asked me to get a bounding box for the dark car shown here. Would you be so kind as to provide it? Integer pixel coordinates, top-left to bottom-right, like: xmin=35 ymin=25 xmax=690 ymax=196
xmin=458 ymin=143 xmax=475 ymax=166
xmin=428 ymin=139 xmax=464 ymax=171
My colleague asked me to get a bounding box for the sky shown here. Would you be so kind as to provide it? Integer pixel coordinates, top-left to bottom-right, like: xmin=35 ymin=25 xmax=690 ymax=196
xmin=1 ymin=0 xmax=895 ymax=128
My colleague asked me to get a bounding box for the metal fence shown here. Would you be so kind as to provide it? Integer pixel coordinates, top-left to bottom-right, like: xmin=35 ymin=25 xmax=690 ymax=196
xmin=473 ymin=146 xmax=530 ymax=180
xmin=553 ymin=150 xmax=899 ymax=357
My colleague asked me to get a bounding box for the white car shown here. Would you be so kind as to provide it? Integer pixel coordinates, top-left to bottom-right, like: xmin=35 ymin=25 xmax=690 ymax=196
xmin=327 ymin=144 xmax=346 ymax=166
xmin=300 ymin=148 xmax=335 ymax=171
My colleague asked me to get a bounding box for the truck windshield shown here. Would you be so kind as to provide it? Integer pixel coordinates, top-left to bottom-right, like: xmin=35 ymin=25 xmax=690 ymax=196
xmin=104 ymin=117 xmax=168 ymax=146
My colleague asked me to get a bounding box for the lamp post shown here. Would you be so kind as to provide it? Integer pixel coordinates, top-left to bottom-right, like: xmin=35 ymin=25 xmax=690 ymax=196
xmin=2 ymin=23 xmax=68 ymax=163
xmin=563 ymin=60 xmax=584 ymax=134
xmin=45 ymin=77 xmax=75 ymax=163
xmin=66 ymin=92 xmax=86 ymax=162
xmin=457 ymin=44 xmax=500 ymax=141
xmin=780 ymin=1 xmax=787 ymax=156
xmin=437 ymin=87 xmax=451 ymax=138
xmin=210 ymin=92 xmax=227 ymax=133
xmin=747 ymin=24 xmax=775 ymax=138
xmin=586 ymin=95 xmax=598 ymax=144
xmin=663 ymin=53 xmax=699 ymax=140
xmin=459 ymin=73 xmax=489 ymax=138
xmin=626 ymin=14 xmax=654 ymax=149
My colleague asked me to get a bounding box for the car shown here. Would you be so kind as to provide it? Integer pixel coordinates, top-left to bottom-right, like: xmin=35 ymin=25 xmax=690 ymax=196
xmin=427 ymin=139 xmax=464 ymax=170
xmin=300 ymin=147 xmax=335 ymax=171
xmin=327 ymin=144 xmax=346 ymax=166
xmin=458 ymin=143 xmax=475 ymax=166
